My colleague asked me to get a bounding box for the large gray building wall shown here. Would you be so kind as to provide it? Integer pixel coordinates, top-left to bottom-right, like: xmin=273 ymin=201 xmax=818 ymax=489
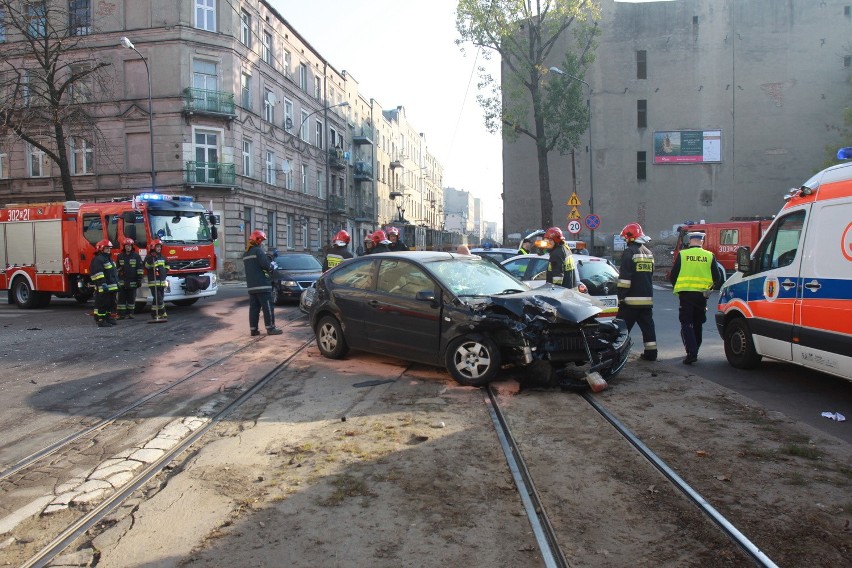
xmin=503 ymin=0 xmax=850 ymax=251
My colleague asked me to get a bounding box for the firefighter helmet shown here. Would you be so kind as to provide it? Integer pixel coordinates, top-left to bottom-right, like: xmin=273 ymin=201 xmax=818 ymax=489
xmin=371 ymin=230 xmax=388 ymax=245
xmin=122 ymin=238 xmax=135 ymax=248
xmin=544 ymin=227 xmax=564 ymax=244
xmin=148 ymin=239 xmax=162 ymax=252
xmin=386 ymin=226 xmax=400 ymax=237
xmin=95 ymin=239 xmax=113 ymax=253
xmin=621 ymin=223 xmax=651 ymax=244
xmin=249 ymin=229 xmax=267 ymax=244
xmin=334 ymin=230 xmax=351 ymax=245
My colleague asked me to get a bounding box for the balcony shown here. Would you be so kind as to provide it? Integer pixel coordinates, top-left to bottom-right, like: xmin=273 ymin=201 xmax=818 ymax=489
xmin=328 ymin=148 xmax=347 ymax=170
xmin=182 ymin=88 xmax=237 ymax=120
xmin=184 ymin=161 xmax=236 ymax=187
xmin=354 ymin=161 xmax=373 ymax=181
xmin=329 ymin=194 xmax=346 ymax=213
xmin=352 ymin=125 xmax=374 ymax=145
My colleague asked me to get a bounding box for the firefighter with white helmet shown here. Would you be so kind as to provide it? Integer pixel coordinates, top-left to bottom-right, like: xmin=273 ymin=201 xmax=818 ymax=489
xmin=386 ymin=226 xmax=409 ymax=251
xmin=242 ymin=230 xmax=282 ymax=336
xmin=323 ymin=230 xmax=353 ymax=272
xmin=617 ymin=223 xmax=658 ymax=361
xmin=145 ymin=239 xmax=169 ymax=321
xmin=543 ymin=227 xmax=577 ymax=288
xmin=116 ymin=238 xmax=143 ymax=319
xmin=90 ymin=239 xmax=119 ymax=327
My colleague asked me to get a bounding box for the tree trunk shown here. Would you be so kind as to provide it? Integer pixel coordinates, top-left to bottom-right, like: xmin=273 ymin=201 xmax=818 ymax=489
xmin=53 ymin=121 xmax=76 ymax=201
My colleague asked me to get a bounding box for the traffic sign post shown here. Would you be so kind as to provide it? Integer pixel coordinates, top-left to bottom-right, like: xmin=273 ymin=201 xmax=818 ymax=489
xmin=585 ymin=213 xmax=600 ymax=230
xmin=567 ymin=220 xmax=582 ymax=235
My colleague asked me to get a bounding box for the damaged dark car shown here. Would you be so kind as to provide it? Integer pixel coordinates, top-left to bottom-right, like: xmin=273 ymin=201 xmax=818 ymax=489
xmin=308 ymin=251 xmax=631 ymax=387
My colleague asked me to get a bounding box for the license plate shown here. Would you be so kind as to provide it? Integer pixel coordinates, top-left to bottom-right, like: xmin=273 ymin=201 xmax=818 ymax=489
xmin=600 ymin=298 xmax=617 ymax=307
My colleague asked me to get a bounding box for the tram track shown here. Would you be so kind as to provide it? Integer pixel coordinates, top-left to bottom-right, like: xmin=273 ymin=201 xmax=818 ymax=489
xmin=485 ymin=385 xmax=780 ymax=568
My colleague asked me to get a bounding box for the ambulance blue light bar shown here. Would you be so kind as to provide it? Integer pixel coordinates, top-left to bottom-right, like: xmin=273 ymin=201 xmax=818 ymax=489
xmin=137 ymin=193 xmax=194 ymax=202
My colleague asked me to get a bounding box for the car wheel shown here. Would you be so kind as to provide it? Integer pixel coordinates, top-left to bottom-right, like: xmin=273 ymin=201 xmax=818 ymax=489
xmin=724 ymin=318 xmax=762 ymax=369
xmin=12 ymin=277 xmax=39 ymax=309
xmin=316 ymin=315 xmax=349 ymax=359
xmin=271 ymin=284 xmax=283 ymax=306
xmin=445 ymin=335 xmax=501 ymax=387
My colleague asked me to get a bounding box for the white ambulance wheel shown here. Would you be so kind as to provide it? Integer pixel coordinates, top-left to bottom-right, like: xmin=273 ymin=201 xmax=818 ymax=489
xmin=724 ymin=318 xmax=762 ymax=369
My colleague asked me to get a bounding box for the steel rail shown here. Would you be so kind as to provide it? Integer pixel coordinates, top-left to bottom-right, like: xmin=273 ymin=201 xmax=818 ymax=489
xmin=21 ymin=336 xmax=315 ymax=568
xmin=485 ymin=386 xmax=569 ymax=568
xmin=582 ymin=392 xmax=780 ymax=568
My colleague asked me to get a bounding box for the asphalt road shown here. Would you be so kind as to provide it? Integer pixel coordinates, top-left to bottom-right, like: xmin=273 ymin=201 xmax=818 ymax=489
xmin=1 ymin=282 xmax=849 ymax=444
xmin=641 ymin=284 xmax=851 ymax=444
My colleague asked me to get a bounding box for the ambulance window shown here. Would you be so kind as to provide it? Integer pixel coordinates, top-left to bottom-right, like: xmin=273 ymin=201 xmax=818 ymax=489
xmin=82 ymin=214 xmax=103 ymax=246
xmin=106 ymin=215 xmax=119 ymax=244
xmin=755 ymin=210 xmax=805 ymax=272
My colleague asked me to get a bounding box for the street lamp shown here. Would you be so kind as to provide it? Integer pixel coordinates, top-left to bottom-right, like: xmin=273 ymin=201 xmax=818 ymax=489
xmin=397 ymin=203 xmax=406 ymax=223
xmin=550 ymin=66 xmax=595 ymax=250
xmin=120 ymin=37 xmax=156 ymax=191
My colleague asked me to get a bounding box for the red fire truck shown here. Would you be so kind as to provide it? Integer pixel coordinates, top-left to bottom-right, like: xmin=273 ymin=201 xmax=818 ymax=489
xmin=670 ymin=217 xmax=774 ymax=278
xmin=0 ymin=193 xmax=218 ymax=309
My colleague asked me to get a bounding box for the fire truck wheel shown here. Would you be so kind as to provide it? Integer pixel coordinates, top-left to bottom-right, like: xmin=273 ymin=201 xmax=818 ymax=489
xmin=12 ymin=278 xmax=39 ymax=309
xmin=171 ymin=299 xmax=199 ymax=307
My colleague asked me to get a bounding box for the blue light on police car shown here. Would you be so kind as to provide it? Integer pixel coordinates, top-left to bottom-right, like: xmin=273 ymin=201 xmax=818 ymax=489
xmin=837 ymin=147 xmax=852 ymax=160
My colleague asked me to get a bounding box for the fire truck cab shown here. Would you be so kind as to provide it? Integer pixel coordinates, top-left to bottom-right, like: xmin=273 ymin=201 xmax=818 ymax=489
xmin=0 ymin=193 xmax=218 ymax=309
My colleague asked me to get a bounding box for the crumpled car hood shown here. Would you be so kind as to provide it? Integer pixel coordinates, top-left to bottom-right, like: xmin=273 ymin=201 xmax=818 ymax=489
xmin=471 ymin=285 xmax=602 ymax=323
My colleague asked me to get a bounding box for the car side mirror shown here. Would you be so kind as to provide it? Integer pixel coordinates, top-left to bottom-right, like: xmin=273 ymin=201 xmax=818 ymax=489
xmin=416 ymin=290 xmax=436 ymax=302
xmin=736 ymin=246 xmax=752 ymax=274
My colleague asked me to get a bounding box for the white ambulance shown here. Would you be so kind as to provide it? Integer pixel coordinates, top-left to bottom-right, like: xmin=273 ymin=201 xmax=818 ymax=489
xmin=715 ymin=148 xmax=852 ymax=381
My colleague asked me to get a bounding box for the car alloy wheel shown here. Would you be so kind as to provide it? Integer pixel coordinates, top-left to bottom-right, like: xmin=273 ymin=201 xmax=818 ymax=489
xmin=316 ymin=315 xmax=349 ymax=359
xmin=445 ymin=335 xmax=501 ymax=387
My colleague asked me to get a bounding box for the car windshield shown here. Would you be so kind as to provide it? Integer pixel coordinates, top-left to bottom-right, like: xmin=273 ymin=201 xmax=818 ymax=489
xmin=425 ymin=257 xmax=529 ymax=297
xmin=276 ymin=255 xmax=321 ymax=270
xmin=577 ymin=258 xmax=618 ymax=281
xmin=148 ymin=211 xmax=212 ymax=244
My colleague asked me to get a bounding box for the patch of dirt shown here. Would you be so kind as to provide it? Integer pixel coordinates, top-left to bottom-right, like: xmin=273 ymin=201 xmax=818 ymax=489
xmin=85 ymin=351 xmax=850 ymax=568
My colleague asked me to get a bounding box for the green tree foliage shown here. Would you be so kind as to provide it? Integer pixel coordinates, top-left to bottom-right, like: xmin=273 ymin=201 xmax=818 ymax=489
xmin=456 ymin=0 xmax=600 ymax=228
xmin=0 ymin=0 xmax=112 ymax=201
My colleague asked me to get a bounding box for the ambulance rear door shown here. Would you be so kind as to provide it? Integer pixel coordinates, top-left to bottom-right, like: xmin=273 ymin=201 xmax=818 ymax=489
xmin=792 ymin=195 xmax=852 ymax=380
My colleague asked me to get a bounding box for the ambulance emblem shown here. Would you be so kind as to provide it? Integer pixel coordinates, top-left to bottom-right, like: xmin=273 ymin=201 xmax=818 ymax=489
xmin=763 ymin=276 xmax=780 ymax=302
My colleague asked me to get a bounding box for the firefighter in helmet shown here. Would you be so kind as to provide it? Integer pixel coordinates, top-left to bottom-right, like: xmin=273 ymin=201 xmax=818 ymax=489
xmin=116 ymin=238 xmax=143 ymax=319
xmin=144 ymin=239 xmax=169 ymax=321
xmin=617 ymin=223 xmax=658 ymax=361
xmin=323 ymin=230 xmax=353 ymax=272
xmin=242 ymin=229 xmax=282 ymax=336
xmin=371 ymin=230 xmax=392 ymax=253
xmin=360 ymin=232 xmax=375 ymax=256
xmin=90 ymin=239 xmax=119 ymax=327
xmin=543 ymin=227 xmax=577 ymax=288
xmin=386 ymin=226 xmax=409 ymax=251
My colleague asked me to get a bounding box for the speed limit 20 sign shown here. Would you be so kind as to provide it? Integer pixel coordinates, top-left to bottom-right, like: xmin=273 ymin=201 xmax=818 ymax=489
xmin=567 ymin=220 xmax=582 ymax=234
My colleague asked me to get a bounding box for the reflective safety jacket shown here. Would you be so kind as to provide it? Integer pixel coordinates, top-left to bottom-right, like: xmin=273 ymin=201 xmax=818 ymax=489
xmin=323 ymin=246 xmax=353 ymax=272
xmin=90 ymin=252 xmax=119 ymax=292
xmin=546 ymin=243 xmax=577 ymax=288
xmin=671 ymin=246 xmax=719 ymax=293
xmin=117 ymin=251 xmax=144 ymax=287
xmin=617 ymin=242 xmax=655 ymax=307
xmin=145 ymin=251 xmax=169 ymax=287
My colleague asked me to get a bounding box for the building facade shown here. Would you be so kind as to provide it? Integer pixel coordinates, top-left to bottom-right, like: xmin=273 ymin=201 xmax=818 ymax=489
xmin=0 ymin=0 xmax=446 ymax=275
xmin=502 ymin=0 xmax=851 ymax=253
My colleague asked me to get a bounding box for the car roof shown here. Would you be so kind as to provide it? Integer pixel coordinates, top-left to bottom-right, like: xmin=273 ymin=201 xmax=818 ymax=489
xmin=469 ymin=247 xmax=518 ymax=253
xmin=501 ymin=253 xmax=611 ymax=264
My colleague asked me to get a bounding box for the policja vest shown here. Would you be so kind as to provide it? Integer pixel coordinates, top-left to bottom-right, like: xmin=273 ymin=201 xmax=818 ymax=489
xmin=673 ymin=247 xmax=714 ymax=293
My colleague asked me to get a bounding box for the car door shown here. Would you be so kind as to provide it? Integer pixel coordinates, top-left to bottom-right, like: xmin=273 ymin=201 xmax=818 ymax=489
xmin=366 ymin=259 xmax=442 ymax=364
xmin=792 ymin=194 xmax=852 ymax=375
xmin=326 ymin=259 xmax=378 ymax=349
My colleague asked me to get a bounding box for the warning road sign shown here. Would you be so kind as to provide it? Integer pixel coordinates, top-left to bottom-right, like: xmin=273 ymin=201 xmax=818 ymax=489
xmin=567 ymin=207 xmax=581 ymax=220
xmin=567 ymin=192 xmax=582 ymax=206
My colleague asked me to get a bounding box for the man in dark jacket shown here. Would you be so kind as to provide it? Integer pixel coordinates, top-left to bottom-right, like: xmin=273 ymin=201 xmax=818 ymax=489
xmin=242 ymin=230 xmax=282 ymax=336
xmin=543 ymin=227 xmax=576 ymax=288
xmin=144 ymin=239 xmax=170 ymax=321
xmin=116 ymin=238 xmax=143 ymax=319
xmin=669 ymin=231 xmax=726 ymax=364
xmin=616 ymin=223 xmax=657 ymax=361
xmin=370 ymin=230 xmax=392 ymax=253
xmin=386 ymin=226 xmax=409 ymax=251
xmin=90 ymin=239 xmax=119 ymax=327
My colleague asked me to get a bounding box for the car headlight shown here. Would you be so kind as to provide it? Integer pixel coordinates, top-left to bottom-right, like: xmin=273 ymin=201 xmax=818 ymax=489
xmin=282 ymin=280 xmax=298 ymax=287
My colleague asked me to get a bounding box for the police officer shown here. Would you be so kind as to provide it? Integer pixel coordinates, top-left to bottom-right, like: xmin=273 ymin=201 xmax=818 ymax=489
xmin=144 ymin=239 xmax=169 ymax=321
xmin=386 ymin=226 xmax=409 ymax=251
xmin=616 ymin=223 xmax=657 ymax=361
xmin=517 ymin=239 xmax=533 ymax=255
xmin=324 ymin=230 xmax=353 ymax=271
xmin=90 ymin=239 xmax=119 ymax=327
xmin=116 ymin=238 xmax=143 ymax=319
xmin=543 ymin=227 xmax=577 ymax=288
xmin=371 ymin=230 xmax=392 ymax=253
xmin=242 ymin=230 xmax=283 ymax=336
xmin=669 ymin=231 xmax=725 ymax=364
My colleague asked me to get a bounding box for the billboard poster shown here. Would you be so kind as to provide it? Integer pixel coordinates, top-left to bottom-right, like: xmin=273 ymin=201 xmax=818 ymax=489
xmin=654 ymin=130 xmax=722 ymax=164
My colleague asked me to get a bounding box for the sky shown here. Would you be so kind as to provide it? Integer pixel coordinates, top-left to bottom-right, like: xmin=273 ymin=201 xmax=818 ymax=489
xmin=269 ymin=0 xmax=504 ymax=225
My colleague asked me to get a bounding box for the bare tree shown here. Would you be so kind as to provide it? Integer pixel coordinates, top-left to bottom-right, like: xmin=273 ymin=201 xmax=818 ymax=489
xmin=0 ymin=0 xmax=111 ymax=201
xmin=456 ymin=0 xmax=600 ymax=228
